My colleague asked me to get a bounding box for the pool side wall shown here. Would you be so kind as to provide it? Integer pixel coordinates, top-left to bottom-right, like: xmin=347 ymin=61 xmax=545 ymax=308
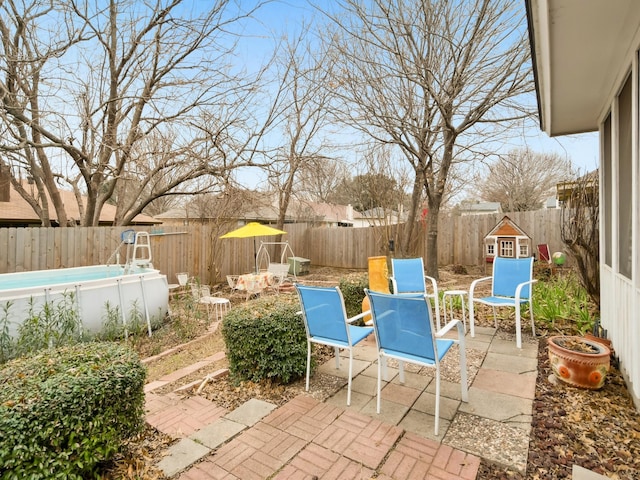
xmin=0 ymin=265 xmax=169 ymax=338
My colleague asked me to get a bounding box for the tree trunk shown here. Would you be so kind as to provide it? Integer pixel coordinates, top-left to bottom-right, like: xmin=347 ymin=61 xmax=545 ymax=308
xmin=400 ymin=176 xmax=423 ymax=257
xmin=424 ymin=202 xmax=440 ymax=280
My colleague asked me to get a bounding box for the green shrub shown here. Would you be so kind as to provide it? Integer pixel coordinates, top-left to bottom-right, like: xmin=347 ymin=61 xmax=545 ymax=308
xmin=0 ymin=342 xmax=146 ymax=479
xmin=222 ymin=295 xmax=307 ymax=384
xmin=339 ymin=274 xmax=368 ymax=318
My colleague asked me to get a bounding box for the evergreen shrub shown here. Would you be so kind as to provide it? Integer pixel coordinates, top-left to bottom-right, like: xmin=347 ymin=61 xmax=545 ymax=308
xmin=222 ymin=295 xmax=307 ymax=384
xmin=0 ymin=342 xmax=146 ymax=479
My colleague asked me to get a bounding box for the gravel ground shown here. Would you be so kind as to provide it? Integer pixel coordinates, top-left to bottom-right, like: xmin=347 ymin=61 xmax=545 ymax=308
xmin=477 ymin=341 xmax=640 ymax=479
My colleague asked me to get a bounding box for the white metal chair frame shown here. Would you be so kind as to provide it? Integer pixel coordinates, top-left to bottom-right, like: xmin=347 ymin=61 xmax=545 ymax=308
xmin=295 ymin=284 xmax=373 ymax=406
xmin=468 ymin=256 xmax=537 ymax=349
xmin=365 ymin=289 xmax=468 ymax=436
xmin=226 ymin=275 xmax=239 ymax=292
xmin=189 ymin=281 xmax=230 ymax=321
xmin=267 ymin=263 xmax=291 ymax=293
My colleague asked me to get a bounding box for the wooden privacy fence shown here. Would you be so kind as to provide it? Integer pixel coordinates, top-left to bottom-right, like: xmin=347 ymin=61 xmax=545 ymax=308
xmin=0 ymin=209 xmax=563 ymax=285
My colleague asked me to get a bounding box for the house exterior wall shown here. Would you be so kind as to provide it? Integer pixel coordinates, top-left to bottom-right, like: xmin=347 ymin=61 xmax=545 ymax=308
xmin=528 ymin=0 xmax=640 ymax=409
xmin=597 ymin=36 xmax=640 ymax=408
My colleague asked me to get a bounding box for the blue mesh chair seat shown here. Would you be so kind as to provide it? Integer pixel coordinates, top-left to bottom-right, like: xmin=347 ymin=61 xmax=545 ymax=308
xmin=295 ymin=285 xmax=373 ymax=406
xmin=468 ymin=256 xmax=537 ymax=349
xmin=365 ymin=289 xmax=468 ymax=436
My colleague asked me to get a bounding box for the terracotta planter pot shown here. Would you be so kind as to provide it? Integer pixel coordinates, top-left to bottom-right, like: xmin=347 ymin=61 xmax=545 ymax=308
xmin=547 ymin=335 xmax=611 ymax=389
xmin=583 ymin=333 xmax=614 ymax=356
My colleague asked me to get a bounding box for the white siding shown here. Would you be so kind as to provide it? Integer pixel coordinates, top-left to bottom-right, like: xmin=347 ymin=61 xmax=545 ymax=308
xmin=600 ymin=266 xmax=639 ymax=404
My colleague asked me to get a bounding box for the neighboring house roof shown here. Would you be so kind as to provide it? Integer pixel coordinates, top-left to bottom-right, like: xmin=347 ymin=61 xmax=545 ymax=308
xmin=156 ymin=192 xmax=361 ymax=227
xmin=361 ymin=207 xmax=406 ymax=220
xmin=459 ymin=201 xmax=502 ymax=215
xmin=526 ymin=0 xmax=640 ymax=135
xmin=290 ymin=201 xmax=359 ymax=225
xmin=0 ymin=180 xmax=159 ymax=226
xmin=153 ymin=208 xmax=186 ymax=220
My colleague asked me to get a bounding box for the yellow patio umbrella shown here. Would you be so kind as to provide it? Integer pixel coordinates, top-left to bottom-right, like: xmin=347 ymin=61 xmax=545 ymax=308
xmin=220 ymin=222 xmax=287 ymax=272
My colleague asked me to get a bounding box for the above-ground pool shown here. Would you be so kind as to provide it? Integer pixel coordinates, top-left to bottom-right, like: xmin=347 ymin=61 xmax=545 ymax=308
xmin=0 ymin=265 xmax=169 ymax=339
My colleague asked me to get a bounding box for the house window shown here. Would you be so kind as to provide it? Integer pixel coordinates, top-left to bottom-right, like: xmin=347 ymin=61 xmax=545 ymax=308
xmin=519 ymin=244 xmax=528 ymax=257
xmin=499 ymin=239 xmax=514 ymax=257
xmin=486 ymin=244 xmax=495 ymax=256
xmin=617 ymin=72 xmax=632 ymax=279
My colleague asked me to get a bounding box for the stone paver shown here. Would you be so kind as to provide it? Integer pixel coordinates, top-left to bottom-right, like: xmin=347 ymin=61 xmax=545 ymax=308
xmin=458 ymin=386 xmax=533 ymax=431
xmin=148 ymin=325 xmax=538 ymax=479
xmin=190 ymin=418 xmax=246 ymax=449
xmin=472 ymin=368 xmax=537 ymax=399
xmin=482 ymin=351 xmax=538 ymax=374
xmin=313 ymin=409 xmax=403 ymax=469
xmin=380 ymin=432 xmax=480 ymax=480
xmin=263 ymin=396 xmax=341 ymax=442
xmin=224 ymin=398 xmax=277 ymax=426
xmin=381 ymin=381 xmax=422 ymax=406
xmin=157 ymin=438 xmax=211 ymax=478
xmin=274 ymin=443 xmax=375 ymax=480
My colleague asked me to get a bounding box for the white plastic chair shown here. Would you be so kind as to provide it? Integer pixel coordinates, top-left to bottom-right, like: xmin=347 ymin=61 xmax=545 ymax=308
xmin=176 ymin=272 xmax=189 ymax=287
xmin=468 ymin=256 xmax=537 ymax=349
xmin=366 ymin=289 xmax=468 ymax=436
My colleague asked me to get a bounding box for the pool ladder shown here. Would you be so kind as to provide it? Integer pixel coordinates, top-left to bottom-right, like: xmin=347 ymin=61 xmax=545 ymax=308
xmin=124 ymin=231 xmax=154 ymax=273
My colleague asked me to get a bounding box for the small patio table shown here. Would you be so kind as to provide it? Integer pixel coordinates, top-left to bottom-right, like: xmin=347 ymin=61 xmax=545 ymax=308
xmin=442 ymin=289 xmax=468 ymax=333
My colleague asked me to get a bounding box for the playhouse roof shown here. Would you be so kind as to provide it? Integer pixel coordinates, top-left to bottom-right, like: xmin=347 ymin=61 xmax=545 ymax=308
xmin=484 ymin=215 xmax=531 ymax=239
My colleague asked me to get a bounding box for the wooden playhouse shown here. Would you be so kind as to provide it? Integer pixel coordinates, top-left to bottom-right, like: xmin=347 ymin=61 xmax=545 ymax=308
xmin=483 ymin=216 xmax=532 ymax=270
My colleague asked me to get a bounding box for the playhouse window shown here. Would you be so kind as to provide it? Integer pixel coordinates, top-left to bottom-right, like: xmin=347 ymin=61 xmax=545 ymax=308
xmin=499 ymin=240 xmax=514 ymax=257
xmin=486 ymin=244 xmax=495 ymax=256
xmin=519 ymin=244 xmax=528 ymax=257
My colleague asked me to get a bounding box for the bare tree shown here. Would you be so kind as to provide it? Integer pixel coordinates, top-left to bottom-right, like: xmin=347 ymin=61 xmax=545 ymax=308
xmin=0 ymin=0 xmax=272 ymax=226
xmin=295 ymin=155 xmax=347 ymax=203
xmin=265 ymin=21 xmax=334 ymax=234
xmin=473 ymin=148 xmax=574 ymax=212
xmin=321 ymin=0 xmax=533 ymax=277
xmin=0 ymin=0 xmax=87 ymax=226
xmin=560 ymin=171 xmax=599 ymax=307
xmin=354 ymin=147 xmax=412 ymax=256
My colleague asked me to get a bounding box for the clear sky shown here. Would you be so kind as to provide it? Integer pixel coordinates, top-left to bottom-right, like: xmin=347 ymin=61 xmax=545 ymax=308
xmin=232 ymin=0 xmax=601 ymax=188
xmin=504 ymin=129 xmax=600 ymax=174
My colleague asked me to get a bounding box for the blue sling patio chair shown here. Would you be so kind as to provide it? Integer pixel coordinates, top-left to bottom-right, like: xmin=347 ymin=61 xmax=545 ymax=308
xmin=295 ymin=284 xmax=374 ymax=406
xmin=468 ymin=256 xmax=537 ymax=349
xmin=365 ymin=289 xmax=468 ymax=436
xmin=390 ymin=257 xmax=441 ymax=329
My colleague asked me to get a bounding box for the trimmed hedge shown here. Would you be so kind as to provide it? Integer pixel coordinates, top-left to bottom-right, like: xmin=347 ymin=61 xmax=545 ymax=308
xmin=339 ymin=274 xmax=369 ymax=319
xmin=0 ymin=342 xmax=146 ymax=479
xmin=222 ymin=295 xmax=307 ymax=384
